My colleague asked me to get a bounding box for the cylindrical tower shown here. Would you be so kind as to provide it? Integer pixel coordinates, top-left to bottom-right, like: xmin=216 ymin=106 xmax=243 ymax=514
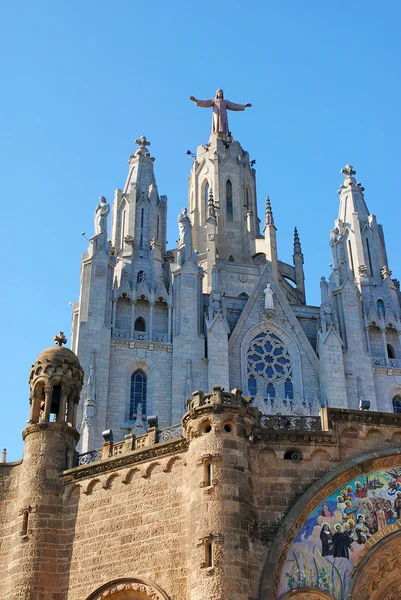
xmin=183 ymin=386 xmax=258 ymax=600
xmin=6 ymin=333 xmax=83 ymax=599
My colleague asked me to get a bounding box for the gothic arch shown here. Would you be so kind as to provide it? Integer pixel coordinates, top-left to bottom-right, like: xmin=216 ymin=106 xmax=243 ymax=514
xmin=258 ymin=447 xmax=401 ymax=600
xmin=86 ymin=577 xmax=171 ymax=600
xmin=125 ymin=359 xmax=155 ymax=422
xmin=240 ymin=321 xmax=303 ymax=398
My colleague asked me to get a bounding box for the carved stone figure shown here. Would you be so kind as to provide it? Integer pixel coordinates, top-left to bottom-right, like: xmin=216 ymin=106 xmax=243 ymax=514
xmin=94 ymin=196 xmax=110 ymax=235
xmin=190 ymin=89 xmax=251 ymax=135
xmin=263 ymin=283 xmax=274 ymax=310
xmin=178 ymin=207 xmax=192 ymax=247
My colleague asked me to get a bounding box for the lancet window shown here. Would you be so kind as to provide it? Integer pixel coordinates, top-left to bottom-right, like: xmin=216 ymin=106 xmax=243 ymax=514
xmin=393 ymin=395 xmax=401 ymax=414
xmin=247 ymin=331 xmax=293 ymax=401
xmin=226 ymin=180 xmax=233 ymax=222
xmin=130 ymin=370 xmax=147 ymax=419
xmin=204 ymin=182 xmax=210 ymax=212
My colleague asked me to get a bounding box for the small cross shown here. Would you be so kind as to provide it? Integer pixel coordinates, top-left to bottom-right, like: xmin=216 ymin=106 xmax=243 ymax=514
xmin=134 ymin=135 xmax=151 ymax=148
xmin=54 ymin=332 xmax=67 ymax=346
xmin=341 ymin=164 xmax=356 ymax=178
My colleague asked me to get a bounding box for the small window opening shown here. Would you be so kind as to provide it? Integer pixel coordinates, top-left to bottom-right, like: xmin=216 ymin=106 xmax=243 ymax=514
xmin=393 ymin=396 xmax=401 ymax=414
xmin=137 ymin=270 xmax=145 ymax=283
xmin=226 ymin=180 xmax=233 ymax=222
xmin=204 ymin=462 xmax=212 ymax=487
xmin=121 ymin=210 xmax=126 ymax=247
xmin=388 ymin=344 xmax=395 ymax=359
xmin=50 ymin=385 xmax=61 ymax=418
xmin=205 ymin=540 xmax=213 ymax=568
xmin=21 ymin=507 xmax=31 ymax=537
xmin=284 ymin=450 xmax=302 ymax=461
xmin=224 ymin=423 xmax=233 ymax=433
xmin=156 ymin=214 xmax=160 ymax=239
xmin=228 ymin=255 xmax=234 ymax=262
xmin=135 ymin=317 xmax=146 ymax=332
xmin=202 ymin=423 xmax=212 ymax=434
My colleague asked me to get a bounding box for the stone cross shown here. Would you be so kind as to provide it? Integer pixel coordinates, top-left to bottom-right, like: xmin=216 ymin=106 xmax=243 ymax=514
xmin=54 ymin=332 xmax=67 ymax=346
xmin=134 ymin=135 xmax=150 ymax=149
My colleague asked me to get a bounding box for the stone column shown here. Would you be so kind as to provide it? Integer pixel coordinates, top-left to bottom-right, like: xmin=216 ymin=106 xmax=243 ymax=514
xmin=149 ymin=301 xmax=154 ymax=341
xmin=43 ymin=385 xmax=52 ymax=422
xmin=57 ymin=387 xmax=69 ymax=423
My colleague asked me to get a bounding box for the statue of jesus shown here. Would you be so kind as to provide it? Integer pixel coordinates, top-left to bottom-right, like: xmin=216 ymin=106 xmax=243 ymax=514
xmin=190 ymin=89 xmax=251 ymax=135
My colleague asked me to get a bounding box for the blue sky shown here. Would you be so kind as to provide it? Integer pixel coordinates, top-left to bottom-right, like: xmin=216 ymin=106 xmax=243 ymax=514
xmin=1 ymin=1 xmax=401 ymax=460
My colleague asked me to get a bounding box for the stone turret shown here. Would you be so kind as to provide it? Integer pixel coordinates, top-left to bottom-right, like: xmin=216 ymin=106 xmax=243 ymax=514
xmin=293 ymin=227 xmax=305 ymax=303
xmin=182 ymin=387 xmax=258 ymax=600
xmin=7 ymin=335 xmax=84 ymax=599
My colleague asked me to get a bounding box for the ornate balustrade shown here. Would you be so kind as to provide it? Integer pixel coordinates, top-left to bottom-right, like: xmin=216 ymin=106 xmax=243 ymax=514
xmin=112 ymin=330 xmax=169 ymax=343
xmin=260 ymin=414 xmax=321 ymax=431
xmin=158 ymin=424 xmax=184 ymax=442
xmin=372 ymin=357 xmax=401 ymax=369
xmin=77 ymin=449 xmax=103 ymax=466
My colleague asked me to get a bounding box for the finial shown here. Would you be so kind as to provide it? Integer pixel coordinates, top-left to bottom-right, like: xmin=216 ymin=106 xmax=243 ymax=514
xmin=341 ymin=164 xmax=356 ymax=178
xmin=293 ymin=227 xmax=302 ymax=256
xmin=54 ymin=332 xmax=67 ymax=346
xmin=340 ymin=164 xmax=365 ymax=193
xmin=134 ymin=135 xmax=151 ymax=149
xmin=207 ymin=188 xmax=216 ymax=219
xmin=265 ymin=196 xmax=274 ymax=226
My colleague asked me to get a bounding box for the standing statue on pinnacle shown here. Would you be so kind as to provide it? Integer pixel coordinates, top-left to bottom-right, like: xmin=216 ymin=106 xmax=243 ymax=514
xmin=178 ymin=207 xmax=192 ymax=247
xmin=190 ymin=89 xmax=251 ymax=135
xmin=94 ymin=196 xmax=110 ymax=235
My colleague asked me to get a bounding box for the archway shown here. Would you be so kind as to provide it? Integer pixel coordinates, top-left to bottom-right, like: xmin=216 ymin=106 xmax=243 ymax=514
xmin=280 ymin=590 xmax=334 ymax=600
xmin=86 ymin=577 xmax=171 ymax=600
xmin=259 ymin=448 xmax=401 ymax=600
xmin=348 ymin=530 xmax=401 ymax=600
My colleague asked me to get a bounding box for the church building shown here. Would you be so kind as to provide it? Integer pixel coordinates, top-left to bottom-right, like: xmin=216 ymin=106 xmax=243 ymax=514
xmin=1 ymin=90 xmax=401 ymax=600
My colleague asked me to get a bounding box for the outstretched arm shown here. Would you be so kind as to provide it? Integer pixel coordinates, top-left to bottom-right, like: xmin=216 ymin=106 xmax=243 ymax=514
xmin=189 ymin=96 xmax=214 ymax=108
xmin=225 ymin=100 xmax=252 ymax=111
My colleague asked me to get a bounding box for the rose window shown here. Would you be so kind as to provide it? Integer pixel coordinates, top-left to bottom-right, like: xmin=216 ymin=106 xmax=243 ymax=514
xmin=247 ymin=332 xmax=292 ymax=381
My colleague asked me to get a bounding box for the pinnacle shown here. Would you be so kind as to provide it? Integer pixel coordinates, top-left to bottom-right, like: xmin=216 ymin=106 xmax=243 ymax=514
xmin=265 ymin=196 xmax=274 ymax=226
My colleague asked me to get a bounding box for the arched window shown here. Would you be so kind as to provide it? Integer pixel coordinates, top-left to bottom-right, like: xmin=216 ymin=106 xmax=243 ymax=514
xmin=284 ymin=379 xmax=294 ymax=400
xmin=136 ymin=270 xmax=145 ymax=283
xmin=226 ymin=180 xmax=233 ymax=222
xmin=266 ymin=383 xmax=275 ymax=398
xmin=121 ymin=210 xmax=126 ymax=247
xmin=156 ymin=214 xmax=160 ymax=239
xmin=228 ymin=255 xmax=234 ymax=262
xmin=130 ymin=370 xmax=147 ymax=419
xmin=377 ymin=299 xmax=385 ymax=318
xmin=135 ymin=317 xmax=145 ymax=332
xmin=248 ymin=374 xmax=257 ymax=397
xmin=366 ymin=237 xmax=373 ymax=275
xmin=205 ymin=182 xmax=210 ymax=211
xmin=388 ymin=344 xmax=395 ymax=359
xmin=393 ymin=395 xmax=401 ymax=414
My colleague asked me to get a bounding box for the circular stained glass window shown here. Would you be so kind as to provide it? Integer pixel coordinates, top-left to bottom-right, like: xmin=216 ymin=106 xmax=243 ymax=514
xmin=247 ymin=332 xmax=292 ymax=381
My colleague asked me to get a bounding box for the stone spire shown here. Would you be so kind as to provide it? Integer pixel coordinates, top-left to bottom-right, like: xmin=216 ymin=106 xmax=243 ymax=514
xmin=264 ymin=195 xmax=274 ymax=227
xmin=293 ymin=227 xmax=303 ymax=257
xmin=293 ymin=227 xmax=305 ymax=302
xmin=207 ymin=188 xmax=216 ymax=220
xmin=263 ymin=196 xmax=279 ymax=281
xmin=338 ymin=164 xmax=369 ymax=222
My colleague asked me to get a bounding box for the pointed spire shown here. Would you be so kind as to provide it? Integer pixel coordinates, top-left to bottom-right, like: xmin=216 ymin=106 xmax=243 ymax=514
xmin=207 ymin=187 xmax=216 ymax=219
xmin=264 ymin=196 xmax=274 ymax=227
xmin=293 ymin=227 xmax=302 ymax=256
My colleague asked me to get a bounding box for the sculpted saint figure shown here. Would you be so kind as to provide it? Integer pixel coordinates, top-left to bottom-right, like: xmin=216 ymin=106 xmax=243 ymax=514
xmin=94 ymin=196 xmax=110 ymax=235
xmin=178 ymin=207 xmax=192 ymax=246
xmin=190 ymin=89 xmax=251 ymax=135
